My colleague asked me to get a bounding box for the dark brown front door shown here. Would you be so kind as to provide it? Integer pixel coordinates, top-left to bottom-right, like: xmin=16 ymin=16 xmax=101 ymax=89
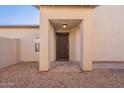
xmin=56 ymin=33 xmax=69 ymax=61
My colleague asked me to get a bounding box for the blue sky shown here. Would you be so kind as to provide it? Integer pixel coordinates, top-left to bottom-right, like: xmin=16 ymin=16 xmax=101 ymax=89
xmin=0 ymin=5 xmax=39 ymax=25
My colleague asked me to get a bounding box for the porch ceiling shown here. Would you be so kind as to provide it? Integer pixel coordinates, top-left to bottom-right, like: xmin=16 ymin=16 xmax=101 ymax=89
xmin=50 ymin=19 xmax=82 ymax=30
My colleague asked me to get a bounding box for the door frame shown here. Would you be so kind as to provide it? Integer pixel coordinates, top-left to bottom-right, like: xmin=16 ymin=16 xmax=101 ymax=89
xmin=56 ymin=32 xmax=69 ymax=61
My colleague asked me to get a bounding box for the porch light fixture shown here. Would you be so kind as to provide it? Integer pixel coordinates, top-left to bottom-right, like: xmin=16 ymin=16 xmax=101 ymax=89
xmin=62 ymin=24 xmax=67 ymax=28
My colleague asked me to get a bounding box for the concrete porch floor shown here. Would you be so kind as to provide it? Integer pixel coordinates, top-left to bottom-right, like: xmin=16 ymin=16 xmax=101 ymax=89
xmin=50 ymin=61 xmax=82 ymax=72
xmin=50 ymin=61 xmax=124 ymax=72
xmin=0 ymin=62 xmax=123 ymax=88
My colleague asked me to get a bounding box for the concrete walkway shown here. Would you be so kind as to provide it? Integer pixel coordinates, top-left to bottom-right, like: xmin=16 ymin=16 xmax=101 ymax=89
xmin=50 ymin=61 xmax=82 ymax=72
xmin=93 ymin=62 xmax=124 ymax=69
xmin=50 ymin=61 xmax=124 ymax=72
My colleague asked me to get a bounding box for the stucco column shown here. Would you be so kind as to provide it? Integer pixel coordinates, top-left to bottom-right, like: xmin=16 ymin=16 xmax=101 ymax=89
xmin=80 ymin=13 xmax=92 ymax=71
xmin=39 ymin=11 xmax=50 ymax=71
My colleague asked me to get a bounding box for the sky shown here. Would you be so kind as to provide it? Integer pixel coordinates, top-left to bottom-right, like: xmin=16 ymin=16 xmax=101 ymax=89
xmin=0 ymin=5 xmax=39 ymax=25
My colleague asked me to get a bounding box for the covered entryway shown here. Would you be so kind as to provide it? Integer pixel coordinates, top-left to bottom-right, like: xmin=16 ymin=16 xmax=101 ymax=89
xmin=39 ymin=5 xmax=94 ymax=71
xmin=49 ymin=19 xmax=82 ymax=66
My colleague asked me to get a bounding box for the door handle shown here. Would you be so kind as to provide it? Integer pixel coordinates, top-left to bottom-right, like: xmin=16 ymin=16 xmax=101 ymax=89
xmin=67 ymin=45 xmax=69 ymax=50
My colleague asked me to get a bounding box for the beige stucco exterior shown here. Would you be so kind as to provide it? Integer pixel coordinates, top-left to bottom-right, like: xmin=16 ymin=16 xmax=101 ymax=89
xmin=92 ymin=5 xmax=124 ymax=62
xmin=1 ymin=5 xmax=124 ymax=71
xmin=0 ymin=27 xmax=39 ymax=62
xmin=39 ymin=6 xmax=93 ymax=71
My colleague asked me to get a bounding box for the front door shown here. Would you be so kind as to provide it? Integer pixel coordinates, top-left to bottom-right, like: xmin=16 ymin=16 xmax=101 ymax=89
xmin=56 ymin=33 xmax=69 ymax=61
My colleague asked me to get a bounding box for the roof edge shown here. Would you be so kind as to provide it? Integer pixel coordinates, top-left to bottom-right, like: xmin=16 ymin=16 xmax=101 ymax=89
xmin=0 ymin=25 xmax=39 ymax=28
xmin=40 ymin=5 xmax=98 ymax=9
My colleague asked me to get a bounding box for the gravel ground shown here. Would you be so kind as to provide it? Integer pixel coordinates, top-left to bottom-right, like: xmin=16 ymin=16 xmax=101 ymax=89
xmin=0 ymin=62 xmax=123 ymax=88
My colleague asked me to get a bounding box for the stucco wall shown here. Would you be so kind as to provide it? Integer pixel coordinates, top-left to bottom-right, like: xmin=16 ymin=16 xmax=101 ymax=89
xmin=47 ymin=5 xmax=124 ymax=62
xmin=75 ymin=25 xmax=81 ymax=61
xmin=1 ymin=5 xmax=123 ymax=64
xmin=0 ymin=27 xmax=39 ymax=62
xmin=0 ymin=37 xmax=19 ymax=69
xmin=49 ymin=23 xmax=56 ymax=62
xmin=69 ymin=25 xmax=81 ymax=61
xmin=92 ymin=5 xmax=124 ymax=61
xmin=40 ymin=6 xmax=93 ymax=71
xmin=68 ymin=5 xmax=124 ymax=62
xmin=70 ymin=28 xmax=76 ymax=61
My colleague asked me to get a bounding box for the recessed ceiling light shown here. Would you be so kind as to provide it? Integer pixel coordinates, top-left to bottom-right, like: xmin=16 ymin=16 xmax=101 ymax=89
xmin=62 ymin=24 xmax=67 ymax=28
